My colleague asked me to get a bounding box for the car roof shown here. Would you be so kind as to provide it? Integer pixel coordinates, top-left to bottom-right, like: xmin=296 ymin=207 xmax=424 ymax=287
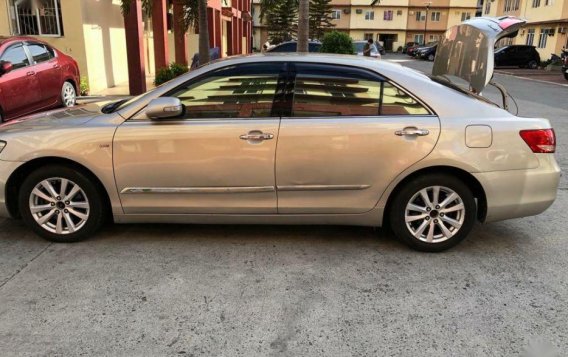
xmin=0 ymin=36 xmax=47 ymax=46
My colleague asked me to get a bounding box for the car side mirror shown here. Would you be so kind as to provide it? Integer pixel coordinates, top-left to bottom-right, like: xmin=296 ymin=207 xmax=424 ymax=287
xmin=146 ymin=97 xmax=184 ymax=120
xmin=0 ymin=61 xmax=13 ymax=77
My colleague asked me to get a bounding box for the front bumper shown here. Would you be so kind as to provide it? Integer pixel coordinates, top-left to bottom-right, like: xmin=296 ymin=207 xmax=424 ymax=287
xmin=0 ymin=160 xmax=25 ymax=218
xmin=473 ymin=155 xmax=561 ymax=223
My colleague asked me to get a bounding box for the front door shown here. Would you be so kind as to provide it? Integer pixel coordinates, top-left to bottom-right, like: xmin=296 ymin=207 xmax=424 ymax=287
xmin=113 ymin=62 xmax=285 ymax=214
xmin=276 ymin=63 xmax=440 ymax=214
xmin=0 ymin=43 xmax=42 ymax=118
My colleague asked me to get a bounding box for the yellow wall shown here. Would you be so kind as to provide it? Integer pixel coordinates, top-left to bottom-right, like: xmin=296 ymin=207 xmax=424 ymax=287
xmin=0 ymin=0 xmax=9 ymax=35
xmin=519 ymin=0 xmax=566 ymax=23
xmin=446 ymin=8 xmax=477 ymax=28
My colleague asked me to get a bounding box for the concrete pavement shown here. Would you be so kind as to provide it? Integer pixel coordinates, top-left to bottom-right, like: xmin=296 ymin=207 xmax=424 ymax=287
xmin=0 ymin=54 xmax=567 ymax=356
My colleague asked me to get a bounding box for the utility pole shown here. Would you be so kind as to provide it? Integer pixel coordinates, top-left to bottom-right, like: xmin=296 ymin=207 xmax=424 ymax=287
xmin=423 ymin=1 xmax=432 ymax=45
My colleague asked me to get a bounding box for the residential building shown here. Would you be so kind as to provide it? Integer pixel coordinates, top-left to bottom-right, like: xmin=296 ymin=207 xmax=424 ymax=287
xmin=0 ymin=0 xmax=252 ymax=95
xmin=252 ymin=0 xmax=478 ymax=53
xmin=483 ymin=0 xmax=567 ymax=59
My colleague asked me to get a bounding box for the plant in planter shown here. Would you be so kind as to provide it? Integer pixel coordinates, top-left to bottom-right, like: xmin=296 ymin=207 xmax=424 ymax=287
xmin=155 ymin=63 xmax=189 ymax=86
xmin=320 ymin=31 xmax=354 ymax=55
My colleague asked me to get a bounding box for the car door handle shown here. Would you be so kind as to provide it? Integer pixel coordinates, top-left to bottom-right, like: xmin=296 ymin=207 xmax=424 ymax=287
xmin=26 ymin=71 xmax=36 ymax=76
xmin=240 ymin=131 xmax=274 ymax=141
xmin=53 ymin=64 xmax=60 ymax=69
xmin=395 ymin=128 xmax=430 ymax=136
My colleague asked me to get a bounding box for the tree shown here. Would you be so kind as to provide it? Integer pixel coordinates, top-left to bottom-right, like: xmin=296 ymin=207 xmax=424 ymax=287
xmin=309 ymin=0 xmax=334 ymax=41
xmin=297 ymin=0 xmax=309 ymax=52
xmin=265 ymin=0 xmax=297 ymax=44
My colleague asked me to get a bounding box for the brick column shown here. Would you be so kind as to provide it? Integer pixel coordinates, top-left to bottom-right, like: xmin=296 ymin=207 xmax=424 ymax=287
xmin=123 ymin=0 xmax=146 ymax=95
xmin=152 ymin=0 xmax=169 ymax=72
xmin=173 ymin=0 xmax=188 ymax=65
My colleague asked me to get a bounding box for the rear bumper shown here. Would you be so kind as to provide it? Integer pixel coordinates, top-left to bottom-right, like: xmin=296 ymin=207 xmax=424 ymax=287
xmin=0 ymin=160 xmax=24 ymax=218
xmin=473 ymin=155 xmax=561 ymax=223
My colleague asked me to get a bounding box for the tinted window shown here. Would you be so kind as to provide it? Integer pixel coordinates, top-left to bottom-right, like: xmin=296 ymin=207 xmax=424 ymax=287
xmin=272 ymin=43 xmax=295 ymax=52
xmin=308 ymin=43 xmax=321 ymax=52
xmin=168 ymin=63 xmax=283 ymax=119
xmin=291 ymin=64 xmax=429 ymax=117
xmin=27 ymin=43 xmax=51 ymax=63
xmin=0 ymin=45 xmax=30 ymax=70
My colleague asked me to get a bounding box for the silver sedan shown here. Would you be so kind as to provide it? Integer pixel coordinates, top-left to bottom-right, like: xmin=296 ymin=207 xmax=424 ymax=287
xmin=0 ymin=16 xmax=560 ymax=251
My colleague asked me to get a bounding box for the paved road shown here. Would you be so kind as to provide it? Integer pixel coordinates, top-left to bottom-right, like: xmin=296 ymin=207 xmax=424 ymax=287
xmin=0 ymin=56 xmax=567 ymax=356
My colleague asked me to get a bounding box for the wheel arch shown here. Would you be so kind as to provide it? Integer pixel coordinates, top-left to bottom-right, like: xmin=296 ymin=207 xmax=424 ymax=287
xmin=5 ymin=156 xmax=112 ymax=220
xmin=382 ymin=165 xmax=487 ymax=225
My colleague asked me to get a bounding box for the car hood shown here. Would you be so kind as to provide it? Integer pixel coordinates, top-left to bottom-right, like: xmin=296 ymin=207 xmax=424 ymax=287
xmin=0 ymin=102 xmax=109 ymax=132
xmin=432 ymin=16 xmax=526 ymax=93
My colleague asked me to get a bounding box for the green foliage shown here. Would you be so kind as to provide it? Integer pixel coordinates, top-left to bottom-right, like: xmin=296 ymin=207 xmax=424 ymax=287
xmin=309 ymin=0 xmax=335 ymax=40
xmin=154 ymin=63 xmax=189 ymax=86
xmin=320 ymin=31 xmax=354 ymax=54
xmin=79 ymin=77 xmax=89 ymax=96
xmin=120 ymin=0 xmax=152 ymax=16
xmin=266 ymin=0 xmax=298 ymax=44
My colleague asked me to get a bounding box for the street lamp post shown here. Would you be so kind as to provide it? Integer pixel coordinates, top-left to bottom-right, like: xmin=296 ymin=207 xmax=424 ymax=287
xmin=423 ymin=2 xmax=432 ymax=45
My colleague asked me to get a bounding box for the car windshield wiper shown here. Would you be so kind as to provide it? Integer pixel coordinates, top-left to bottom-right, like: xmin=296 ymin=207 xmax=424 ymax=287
xmin=101 ymin=99 xmax=128 ymax=114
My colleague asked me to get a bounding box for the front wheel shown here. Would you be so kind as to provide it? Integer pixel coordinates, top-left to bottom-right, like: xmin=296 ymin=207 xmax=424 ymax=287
xmin=389 ymin=174 xmax=477 ymax=252
xmin=428 ymin=54 xmax=435 ymax=61
xmin=61 ymin=81 xmax=76 ymax=107
xmin=19 ymin=166 xmax=105 ymax=242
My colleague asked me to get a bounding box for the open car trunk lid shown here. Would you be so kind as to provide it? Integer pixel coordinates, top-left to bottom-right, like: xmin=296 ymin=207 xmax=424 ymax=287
xmin=432 ymin=16 xmax=526 ymax=94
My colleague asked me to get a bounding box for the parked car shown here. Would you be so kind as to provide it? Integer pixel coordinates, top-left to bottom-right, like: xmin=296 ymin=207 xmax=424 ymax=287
xmin=266 ymin=41 xmax=321 ymax=53
xmin=0 ymin=17 xmax=559 ymax=252
xmin=403 ymin=42 xmax=418 ymax=54
xmin=353 ymin=41 xmax=381 ymax=58
xmin=406 ymin=44 xmax=421 ymax=57
xmin=0 ymin=37 xmax=80 ymax=122
xmin=562 ymin=48 xmax=568 ymax=81
xmin=414 ymin=42 xmax=438 ymax=61
xmin=494 ymin=45 xmax=540 ymax=69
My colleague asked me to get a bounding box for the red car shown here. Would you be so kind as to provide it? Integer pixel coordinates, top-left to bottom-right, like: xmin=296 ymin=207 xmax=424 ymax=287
xmin=0 ymin=37 xmax=80 ymax=122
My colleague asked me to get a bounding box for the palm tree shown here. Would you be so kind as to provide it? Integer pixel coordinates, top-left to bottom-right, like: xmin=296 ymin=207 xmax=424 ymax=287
xmin=297 ymin=0 xmax=309 ymax=52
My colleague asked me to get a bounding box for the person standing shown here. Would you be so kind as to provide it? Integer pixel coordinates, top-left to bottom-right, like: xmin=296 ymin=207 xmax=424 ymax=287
xmin=363 ymin=39 xmax=373 ymax=56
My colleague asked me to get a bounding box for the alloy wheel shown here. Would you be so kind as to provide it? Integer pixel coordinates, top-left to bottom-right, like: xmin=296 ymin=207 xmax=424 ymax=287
xmin=29 ymin=177 xmax=90 ymax=234
xmin=62 ymin=82 xmax=76 ymax=107
xmin=404 ymin=186 xmax=466 ymax=243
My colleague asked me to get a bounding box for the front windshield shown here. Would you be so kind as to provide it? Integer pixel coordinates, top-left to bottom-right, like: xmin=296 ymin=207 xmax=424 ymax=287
xmin=354 ymin=43 xmax=365 ymax=52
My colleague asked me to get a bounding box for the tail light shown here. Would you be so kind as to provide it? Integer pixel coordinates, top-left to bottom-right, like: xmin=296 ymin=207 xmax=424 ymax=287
xmin=519 ymin=129 xmax=556 ymax=153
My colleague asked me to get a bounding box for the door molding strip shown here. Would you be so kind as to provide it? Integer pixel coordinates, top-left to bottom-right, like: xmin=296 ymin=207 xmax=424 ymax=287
xmin=277 ymin=185 xmax=371 ymax=191
xmin=121 ymin=186 xmax=275 ymax=194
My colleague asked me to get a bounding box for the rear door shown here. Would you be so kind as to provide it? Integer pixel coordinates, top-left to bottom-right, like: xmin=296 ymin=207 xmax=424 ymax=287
xmin=26 ymin=42 xmax=62 ymax=107
xmin=275 ymin=63 xmax=440 ymax=214
xmin=0 ymin=42 xmax=42 ymax=118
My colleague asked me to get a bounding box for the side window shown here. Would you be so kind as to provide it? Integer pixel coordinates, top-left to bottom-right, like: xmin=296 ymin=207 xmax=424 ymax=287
xmin=276 ymin=43 xmax=295 ymax=52
xmin=291 ymin=63 xmax=429 ymax=117
xmin=381 ymin=82 xmax=430 ymax=115
xmin=27 ymin=43 xmax=51 ymax=64
xmin=167 ymin=63 xmax=284 ymax=119
xmin=0 ymin=45 xmax=30 ymax=70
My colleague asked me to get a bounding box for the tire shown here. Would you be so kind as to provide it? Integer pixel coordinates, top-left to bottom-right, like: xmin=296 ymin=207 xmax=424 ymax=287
xmin=564 ymin=72 xmax=568 ymax=81
xmin=389 ymin=174 xmax=477 ymax=252
xmin=61 ymin=81 xmax=76 ymax=107
xmin=428 ymin=54 xmax=435 ymax=61
xmin=19 ymin=165 xmax=105 ymax=243
xmin=528 ymin=60 xmax=538 ymax=69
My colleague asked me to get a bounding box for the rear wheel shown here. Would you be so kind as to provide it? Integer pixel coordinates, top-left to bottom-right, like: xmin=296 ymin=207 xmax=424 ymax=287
xmin=61 ymin=81 xmax=76 ymax=107
xmin=19 ymin=166 xmax=105 ymax=242
xmin=428 ymin=54 xmax=435 ymax=61
xmin=528 ymin=60 xmax=538 ymax=69
xmin=389 ymin=174 xmax=477 ymax=252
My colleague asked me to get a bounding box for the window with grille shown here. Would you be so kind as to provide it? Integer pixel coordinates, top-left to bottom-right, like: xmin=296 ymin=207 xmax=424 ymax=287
xmin=365 ymin=11 xmax=374 ymax=20
xmin=532 ymin=0 xmax=540 ymax=7
xmin=484 ymin=0 xmax=491 ymax=14
xmin=384 ymin=10 xmax=393 ymax=21
xmin=415 ymin=11 xmax=426 ymax=21
xmin=331 ymin=10 xmax=341 ymax=20
xmin=461 ymin=12 xmax=471 ymax=21
xmin=538 ymin=29 xmax=550 ymax=48
xmin=13 ymin=0 xmax=64 ymax=36
xmin=526 ymin=29 xmax=535 ymax=46
xmin=504 ymin=0 xmax=520 ymax=12
xmin=364 ymin=33 xmax=374 ymax=41
xmin=414 ymin=34 xmax=424 ymax=44
xmin=431 ymin=11 xmax=440 ymax=22
xmin=544 ymin=0 xmax=553 ymax=5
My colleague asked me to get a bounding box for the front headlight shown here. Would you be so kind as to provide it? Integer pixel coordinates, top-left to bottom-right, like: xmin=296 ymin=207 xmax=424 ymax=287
xmin=0 ymin=141 xmax=6 ymax=154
